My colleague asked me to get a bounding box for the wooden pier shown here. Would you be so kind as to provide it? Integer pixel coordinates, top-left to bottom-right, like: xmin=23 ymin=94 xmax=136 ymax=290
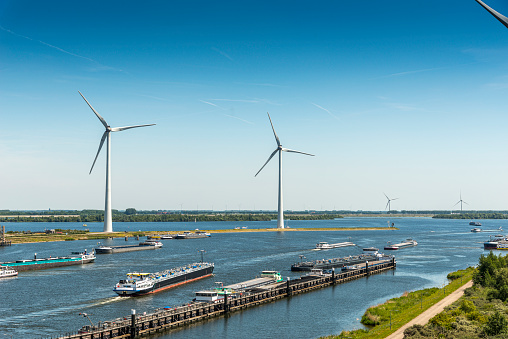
xmin=49 ymin=258 xmax=396 ymax=339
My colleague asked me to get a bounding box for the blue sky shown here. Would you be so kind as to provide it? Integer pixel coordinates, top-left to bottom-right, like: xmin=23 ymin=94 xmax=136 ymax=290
xmin=2 ymin=0 xmax=508 ymax=211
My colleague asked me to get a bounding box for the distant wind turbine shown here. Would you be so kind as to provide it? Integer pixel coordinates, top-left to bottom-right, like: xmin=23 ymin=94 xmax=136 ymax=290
xmin=384 ymin=193 xmax=398 ymax=212
xmin=475 ymin=0 xmax=508 ymax=29
xmin=79 ymin=91 xmax=155 ymax=233
xmin=454 ymin=192 xmax=468 ymax=212
xmin=255 ymin=112 xmax=314 ymax=229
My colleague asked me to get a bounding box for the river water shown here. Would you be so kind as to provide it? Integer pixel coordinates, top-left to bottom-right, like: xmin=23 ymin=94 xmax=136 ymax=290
xmin=0 ymin=217 xmax=502 ymax=338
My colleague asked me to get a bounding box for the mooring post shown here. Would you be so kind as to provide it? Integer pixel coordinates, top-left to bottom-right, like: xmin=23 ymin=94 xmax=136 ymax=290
xmin=130 ymin=309 xmax=136 ymax=338
xmin=331 ymin=268 xmax=335 ymax=284
xmin=392 ymin=256 xmax=396 ymax=268
xmin=286 ymin=277 xmax=292 ymax=296
xmin=224 ymin=292 xmax=229 ymax=313
xmin=365 ymin=261 xmax=369 ymax=275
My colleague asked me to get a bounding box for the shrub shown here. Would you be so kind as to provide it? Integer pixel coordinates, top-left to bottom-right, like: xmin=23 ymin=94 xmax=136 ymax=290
xmin=483 ymin=311 xmax=508 ymax=336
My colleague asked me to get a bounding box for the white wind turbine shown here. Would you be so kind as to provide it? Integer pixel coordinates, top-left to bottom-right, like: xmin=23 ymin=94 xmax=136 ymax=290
xmin=79 ymin=91 xmax=155 ymax=233
xmin=454 ymin=191 xmax=468 ymax=212
xmin=475 ymin=0 xmax=508 ymax=29
xmin=384 ymin=193 xmax=398 ymax=212
xmin=255 ymin=112 xmax=314 ymax=229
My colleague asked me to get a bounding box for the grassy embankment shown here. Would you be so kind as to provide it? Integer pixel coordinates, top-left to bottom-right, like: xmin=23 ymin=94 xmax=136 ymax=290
xmin=4 ymin=227 xmax=396 ymax=244
xmin=321 ymin=267 xmax=474 ymax=339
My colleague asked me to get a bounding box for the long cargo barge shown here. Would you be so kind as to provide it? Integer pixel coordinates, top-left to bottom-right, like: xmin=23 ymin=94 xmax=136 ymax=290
xmin=0 ymin=250 xmax=95 ymax=272
xmin=291 ymin=252 xmax=392 ymax=271
xmin=114 ymin=262 xmax=214 ymax=296
xmin=95 ymin=241 xmax=162 ymax=254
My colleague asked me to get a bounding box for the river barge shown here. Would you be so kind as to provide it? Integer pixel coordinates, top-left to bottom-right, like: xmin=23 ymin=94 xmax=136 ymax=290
xmin=291 ymin=252 xmax=392 ymax=271
xmin=175 ymin=231 xmax=211 ymax=239
xmin=384 ymin=238 xmax=418 ymax=250
xmin=95 ymin=241 xmax=162 ymax=254
xmin=314 ymin=241 xmax=355 ymax=250
xmin=114 ymin=262 xmax=214 ymax=296
xmin=0 ymin=250 xmax=95 ymax=271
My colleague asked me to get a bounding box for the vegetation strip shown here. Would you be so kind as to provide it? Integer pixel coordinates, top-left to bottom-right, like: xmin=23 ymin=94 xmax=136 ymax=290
xmin=321 ymin=268 xmax=475 ymax=339
xmin=4 ymin=227 xmax=395 ymax=244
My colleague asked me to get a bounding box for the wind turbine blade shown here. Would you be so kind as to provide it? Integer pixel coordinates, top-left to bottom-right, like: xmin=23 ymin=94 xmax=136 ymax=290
xmin=463 ymin=201 xmax=469 ymax=205
xmin=255 ymin=148 xmax=279 ymax=177
xmin=281 ymin=148 xmax=315 ymax=156
xmin=267 ymin=113 xmax=281 ymax=147
xmin=90 ymin=131 xmax=108 ymax=174
xmin=453 ymin=201 xmax=460 ymax=207
xmin=383 ymin=192 xmax=389 ymax=200
xmin=110 ymin=124 xmax=156 ymax=132
xmin=475 ymin=0 xmax=508 ymax=29
xmin=385 ymin=201 xmax=390 ymax=210
xmin=78 ymin=91 xmax=108 ymax=129
xmin=392 ymin=198 xmax=399 ymax=201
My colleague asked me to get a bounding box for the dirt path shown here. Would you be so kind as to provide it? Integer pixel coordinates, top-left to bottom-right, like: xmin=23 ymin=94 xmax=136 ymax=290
xmin=385 ymin=280 xmax=473 ymax=339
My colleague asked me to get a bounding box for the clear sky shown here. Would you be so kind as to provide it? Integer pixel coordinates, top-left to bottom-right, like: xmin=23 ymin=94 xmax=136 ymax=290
xmin=2 ymin=0 xmax=508 ymax=212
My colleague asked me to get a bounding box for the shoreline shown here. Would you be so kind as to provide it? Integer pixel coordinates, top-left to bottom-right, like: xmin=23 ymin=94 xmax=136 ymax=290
xmin=4 ymin=227 xmax=396 ymax=244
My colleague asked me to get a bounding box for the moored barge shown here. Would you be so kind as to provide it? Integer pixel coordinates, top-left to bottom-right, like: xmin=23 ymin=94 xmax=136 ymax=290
xmin=291 ymin=252 xmax=392 ymax=271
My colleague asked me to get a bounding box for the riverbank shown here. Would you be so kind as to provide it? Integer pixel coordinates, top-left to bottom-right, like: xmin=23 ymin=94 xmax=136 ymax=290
xmin=321 ymin=268 xmax=474 ymax=339
xmin=4 ymin=227 xmax=396 ymax=244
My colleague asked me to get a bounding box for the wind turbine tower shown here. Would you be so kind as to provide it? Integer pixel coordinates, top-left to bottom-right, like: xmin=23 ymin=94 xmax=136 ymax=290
xmin=384 ymin=193 xmax=398 ymax=212
xmin=79 ymin=91 xmax=155 ymax=233
xmin=454 ymin=192 xmax=468 ymax=212
xmin=255 ymin=113 xmax=314 ymax=229
xmin=475 ymin=0 xmax=508 ymax=29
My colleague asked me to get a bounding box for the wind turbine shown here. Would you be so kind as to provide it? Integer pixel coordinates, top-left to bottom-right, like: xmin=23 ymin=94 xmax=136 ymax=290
xmin=454 ymin=192 xmax=468 ymax=212
xmin=79 ymin=91 xmax=155 ymax=233
xmin=384 ymin=193 xmax=398 ymax=212
xmin=255 ymin=112 xmax=314 ymax=229
xmin=475 ymin=0 xmax=508 ymax=29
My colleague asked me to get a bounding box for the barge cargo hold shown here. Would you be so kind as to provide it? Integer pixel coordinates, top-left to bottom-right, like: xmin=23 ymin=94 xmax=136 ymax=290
xmin=290 ymin=252 xmax=392 ymax=271
xmin=0 ymin=250 xmax=95 ymax=271
xmin=114 ymin=262 xmax=214 ymax=296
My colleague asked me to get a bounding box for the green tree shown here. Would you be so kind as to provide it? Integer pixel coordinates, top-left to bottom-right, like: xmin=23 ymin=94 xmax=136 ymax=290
xmin=125 ymin=208 xmax=137 ymax=215
xmin=484 ymin=311 xmax=508 ymax=336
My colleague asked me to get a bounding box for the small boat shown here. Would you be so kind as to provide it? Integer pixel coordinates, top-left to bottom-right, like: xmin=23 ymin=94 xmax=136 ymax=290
xmin=362 ymin=247 xmax=379 ymax=253
xmin=160 ymin=234 xmax=173 ymax=240
xmin=384 ymin=239 xmax=418 ymax=250
xmin=0 ymin=266 xmax=18 ymax=278
xmin=469 ymin=221 xmax=482 ymax=226
xmin=471 ymin=228 xmax=482 ymax=233
xmin=82 ymin=224 xmax=88 ymax=227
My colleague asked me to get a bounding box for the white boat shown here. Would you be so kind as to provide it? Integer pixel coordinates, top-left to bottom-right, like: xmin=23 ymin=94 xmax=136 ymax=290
xmin=471 ymin=228 xmax=482 ymax=233
xmin=139 ymin=240 xmax=163 ymax=247
xmin=314 ymin=241 xmax=355 ymax=250
xmin=0 ymin=266 xmax=18 ymax=278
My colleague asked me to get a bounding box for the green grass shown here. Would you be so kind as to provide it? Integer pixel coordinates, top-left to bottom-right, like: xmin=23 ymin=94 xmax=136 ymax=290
xmin=321 ymin=267 xmax=474 ymax=339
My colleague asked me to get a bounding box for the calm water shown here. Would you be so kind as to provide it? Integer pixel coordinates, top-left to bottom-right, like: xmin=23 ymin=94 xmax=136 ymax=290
xmin=0 ymin=217 xmax=502 ymax=338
